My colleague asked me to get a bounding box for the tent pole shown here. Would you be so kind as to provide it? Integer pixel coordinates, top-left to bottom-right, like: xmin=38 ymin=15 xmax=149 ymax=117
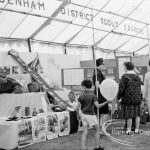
xmin=92 ymin=45 xmax=100 ymax=126
xmin=65 ymin=0 xmax=111 ymax=44
xmin=27 ymin=39 xmax=32 ymax=53
xmin=146 ymin=23 xmax=150 ymax=58
xmin=91 ymin=6 xmax=100 ymax=127
xmin=64 ymin=44 xmax=67 ymax=55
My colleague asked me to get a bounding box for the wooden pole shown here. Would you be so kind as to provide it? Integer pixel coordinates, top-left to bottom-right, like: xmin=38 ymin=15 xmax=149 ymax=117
xmin=146 ymin=23 xmax=150 ymax=58
xmin=27 ymin=39 xmax=32 ymax=53
xmin=91 ymin=6 xmax=100 ymax=126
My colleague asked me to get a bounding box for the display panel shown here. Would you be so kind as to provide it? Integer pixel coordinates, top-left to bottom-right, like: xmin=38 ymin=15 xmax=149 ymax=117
xmin=62 ymin=69 xmax=84 ymax=86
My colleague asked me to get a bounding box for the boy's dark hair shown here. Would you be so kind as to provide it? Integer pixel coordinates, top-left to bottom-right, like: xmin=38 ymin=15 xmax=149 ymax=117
xmin=81 ymin=79 xmax=92 ymax=89
xmin=124 ymin=61 xmax=134 ymax=71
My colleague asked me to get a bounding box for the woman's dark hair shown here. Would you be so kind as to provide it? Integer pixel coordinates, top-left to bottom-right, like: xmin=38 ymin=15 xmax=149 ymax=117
xmin=81 ymin=79 xmax=92 ymax=89
xmin=124 ymin=62 xmax=134 ymax=71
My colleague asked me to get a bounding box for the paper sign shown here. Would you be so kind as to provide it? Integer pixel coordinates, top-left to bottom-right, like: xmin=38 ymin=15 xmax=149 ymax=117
xmin=32 ymin=117 xmax=46 ymax=143
xmin=57 ymin=111 xmax=70 ymax=136
xmin=18 ymin=119 xmax=33 ymax=148
xmin=46 ymin=113 xmax=59 ymax=140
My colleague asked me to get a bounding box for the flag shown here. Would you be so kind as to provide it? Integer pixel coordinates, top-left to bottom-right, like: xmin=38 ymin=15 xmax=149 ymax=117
xmin=28 ymin=54 xmax=42 ymax=72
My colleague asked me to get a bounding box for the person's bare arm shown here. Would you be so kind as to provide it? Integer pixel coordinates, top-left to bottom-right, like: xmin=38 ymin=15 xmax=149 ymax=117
xmin=94 ymin=100 xmax=111 ymax=108
xmin=76 ymin=102 xmax=81 ymax=120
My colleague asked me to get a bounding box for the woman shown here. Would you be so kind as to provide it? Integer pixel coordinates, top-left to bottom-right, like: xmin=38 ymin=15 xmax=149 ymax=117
xmin=117 ymin=62 xmax=141 ymax=134
xmin=93 ymin=58 xmax=109 ymax=135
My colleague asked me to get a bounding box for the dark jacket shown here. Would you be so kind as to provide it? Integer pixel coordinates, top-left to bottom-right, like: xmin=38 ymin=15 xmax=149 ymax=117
xmin=0 ymin=80 xmax=16 ymax=94
xmin=93 ymin=69 xmax=109 ymax=114
xmin=117 ymin=73 xmax=141 ymax=105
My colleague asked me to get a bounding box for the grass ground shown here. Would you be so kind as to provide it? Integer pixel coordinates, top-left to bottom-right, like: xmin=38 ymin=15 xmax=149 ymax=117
xmin=19 ymin=122 xmax=150 ymax=150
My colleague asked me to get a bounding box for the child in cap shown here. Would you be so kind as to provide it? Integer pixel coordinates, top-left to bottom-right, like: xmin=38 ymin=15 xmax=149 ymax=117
xmin=76 ymin=79 xmax=111 ymax=150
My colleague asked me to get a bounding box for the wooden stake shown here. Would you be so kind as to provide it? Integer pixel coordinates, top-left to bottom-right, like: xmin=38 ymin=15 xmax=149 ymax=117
xmin=146 ymin=23 xmax=150 ymax=58
xmin=91 ymin=6 xmax=100 ymax=126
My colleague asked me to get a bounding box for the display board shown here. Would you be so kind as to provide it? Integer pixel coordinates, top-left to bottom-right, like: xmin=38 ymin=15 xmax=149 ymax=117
xmin=62 ymin=67 xmax=116 ymax=86
xmin=84 ymin=67 xmax=116 ymax=81
xmin=62 ymin=69 xmax=84 ymax=86
xmin=116 ymin=56 xmax=132 ymax=81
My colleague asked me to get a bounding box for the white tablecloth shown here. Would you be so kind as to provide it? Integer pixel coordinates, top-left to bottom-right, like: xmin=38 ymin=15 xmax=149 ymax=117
xmin=0 ymin=111 xmax=70 ymax=150
xmin=0 ymin=120 xmax=18 ymax=150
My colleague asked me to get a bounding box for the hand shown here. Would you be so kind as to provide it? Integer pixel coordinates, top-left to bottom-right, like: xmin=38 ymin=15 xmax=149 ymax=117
xmin=107 ymin=100 xmax=112 ymax=103
xmin=118 ymin=99 xmax=122 ymax=103
xmin=108 ymin=103 xmax=112 ymax=111
xmin=77 ymin=116 xmax=81 ymax=121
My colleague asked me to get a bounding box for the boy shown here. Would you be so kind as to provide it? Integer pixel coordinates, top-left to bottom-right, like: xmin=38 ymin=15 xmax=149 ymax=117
xmin=76 ymin=79 xmax=111 ymax=150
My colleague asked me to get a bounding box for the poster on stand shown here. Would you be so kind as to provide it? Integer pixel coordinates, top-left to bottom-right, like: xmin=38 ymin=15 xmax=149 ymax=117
xmin=32 ymin=117 xmax=46 ymax=143
xmin=18 ymin=119 xmax=33 ymax=148
xmin=58 ymin=111 xmax=70 ymax=136
xmin=46 ymin=113 xmax=59 ymax=140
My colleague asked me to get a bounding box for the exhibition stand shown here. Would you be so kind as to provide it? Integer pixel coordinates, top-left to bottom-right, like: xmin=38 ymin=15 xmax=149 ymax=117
xmin=0 ymin=111 xmax=78 ymax=150
xmin=0 ymin=92 xmax=48 ymax=118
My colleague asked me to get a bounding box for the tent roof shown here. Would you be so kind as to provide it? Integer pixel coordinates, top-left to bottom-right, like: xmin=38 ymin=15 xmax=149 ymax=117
xmin=0 ymin=0 xmax=150 ymax=54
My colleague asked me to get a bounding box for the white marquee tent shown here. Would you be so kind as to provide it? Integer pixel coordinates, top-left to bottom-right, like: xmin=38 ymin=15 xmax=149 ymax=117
xmin=0 ymin=0 xmax=150 ymax=59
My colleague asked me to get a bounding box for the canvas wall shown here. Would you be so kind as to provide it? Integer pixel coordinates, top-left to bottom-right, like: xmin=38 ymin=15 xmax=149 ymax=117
xmin=81 ymin=55 xmax=150 ymax=69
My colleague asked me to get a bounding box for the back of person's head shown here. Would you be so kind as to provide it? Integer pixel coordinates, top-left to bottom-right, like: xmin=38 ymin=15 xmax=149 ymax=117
xmin=96 ymin=58 xmax=104 ymax=67
xmin=81 ymin=79 xmax=92 ymax=89
xmin=28 ymin=82 xmax=40 ymax=92
xmin=124 ymin=61 xmax=134 ymax=71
